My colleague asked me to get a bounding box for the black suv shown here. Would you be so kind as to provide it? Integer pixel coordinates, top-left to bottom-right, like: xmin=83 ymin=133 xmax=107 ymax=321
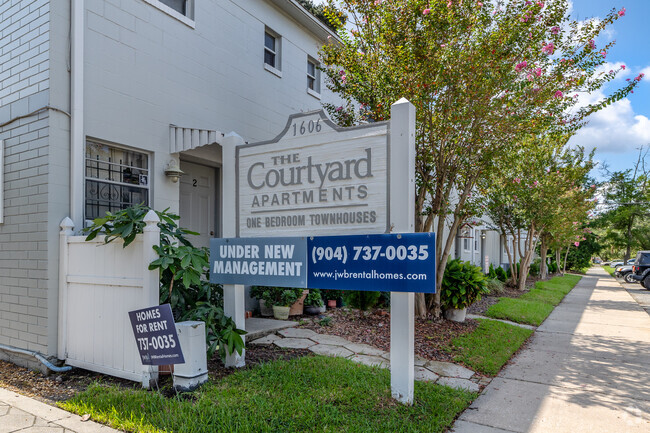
xmin=631 ymin=251 xmax=650 ymax=289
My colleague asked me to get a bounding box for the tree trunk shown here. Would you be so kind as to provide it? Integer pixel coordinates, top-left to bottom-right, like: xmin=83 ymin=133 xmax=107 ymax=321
xmin=414 ymin=293 xmax=427 ymax=318
xmin=563 ymin=245 xmax=570 ymax=274
xmin=556 ymin=248 xmax=562 ymax=276
xmin=540 ymin=235 xmax=548 ymax=280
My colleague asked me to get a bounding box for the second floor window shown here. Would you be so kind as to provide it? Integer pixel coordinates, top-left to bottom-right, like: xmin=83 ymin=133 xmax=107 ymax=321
xmin=264 ymin=30 xmax=280 ymax=70
xmin=307 ymin=59 xmax=318 ymax=91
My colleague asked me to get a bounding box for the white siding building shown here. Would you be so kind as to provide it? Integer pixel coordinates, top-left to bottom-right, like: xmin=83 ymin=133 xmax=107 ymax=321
xmin=0 ymin=0 xmax=340 ymax=370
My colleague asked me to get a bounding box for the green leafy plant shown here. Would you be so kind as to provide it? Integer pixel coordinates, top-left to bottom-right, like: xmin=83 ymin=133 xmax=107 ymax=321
xmin=441 ymin=259 xmax=489 ymax=310
xmin=344 ymin=290 xmax=381 ymax=311
xmin=486 ymin=278 xmax=506 ymax=296
xmin=304 ymin=290 xmax=324 ymax=307
xmin=260 ymin=287 xmax=303 ymax=307
xmin=319 ymin=316 xmax=332 ymax=327
xmin=495 ymin=266 xmax=508 ymax=283
xmin=83 ymin=205 xmax=245 ymax=361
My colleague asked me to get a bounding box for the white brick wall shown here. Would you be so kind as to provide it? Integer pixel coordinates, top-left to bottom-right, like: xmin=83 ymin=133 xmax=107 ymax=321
xmin=0 ymin=0 xmax=51 ymax=355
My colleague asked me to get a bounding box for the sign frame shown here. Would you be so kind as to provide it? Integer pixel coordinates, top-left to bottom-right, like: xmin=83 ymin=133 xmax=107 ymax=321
xmin=234 ymin=110 xmax=391 ymax=237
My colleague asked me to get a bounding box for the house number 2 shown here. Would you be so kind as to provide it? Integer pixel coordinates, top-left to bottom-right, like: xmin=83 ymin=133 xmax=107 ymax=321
xmin=292 ymin=119 xmax=321 ymax=136
xmin=192 ymin=179 xmax=197 ymax=187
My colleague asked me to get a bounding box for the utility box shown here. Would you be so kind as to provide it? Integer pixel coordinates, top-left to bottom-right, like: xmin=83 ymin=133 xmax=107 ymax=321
xmin=173 ymin=321 xmax=208 ymax=392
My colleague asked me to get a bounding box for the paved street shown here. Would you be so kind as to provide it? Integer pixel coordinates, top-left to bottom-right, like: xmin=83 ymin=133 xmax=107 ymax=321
xmin=453 ymin=267 xmax=650 ymax=432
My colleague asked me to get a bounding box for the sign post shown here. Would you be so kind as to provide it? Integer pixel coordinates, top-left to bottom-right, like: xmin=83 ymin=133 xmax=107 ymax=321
xmin=218 ymin=98 xmax=418 ymax=403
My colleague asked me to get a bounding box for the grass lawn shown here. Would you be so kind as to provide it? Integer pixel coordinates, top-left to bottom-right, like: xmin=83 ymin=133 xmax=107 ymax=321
xmin=603 ymin=265 xmax=616 ymax=277
xmin=60 ymin=356 xmax=476 ymax=433
xmin=446 ymin=319 xmax=533 ymax=376
xmin=485 ymin=274 xmax=581 ymax=326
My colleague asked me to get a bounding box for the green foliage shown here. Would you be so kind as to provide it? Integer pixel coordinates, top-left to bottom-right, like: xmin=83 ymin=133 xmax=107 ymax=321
xmin=447 ymin=319 xmax=533 ymax=376
xmin=486 ymin=274 xmax=581 ymax=325
xmin=488 ymin=264 xmax=497 ymax=279
xmin=296 ymin=0 xmax=346 ymax=32
xmin=529 ymin=258 xmax=541 ymax=276
xmin=322 ymin=289 xmax=343 ymax=300
xmin=495 ymin=266 xmax=508 ymax=283
xmin=441 ymin=259 xmax=489 ymax=310
xmin=260 ymin=287 xmax=303 ymax=307
xmin=486 ymin=278 xmax=506 ymax=296
xmin=344 ymin=290 xmax=382 ymax=310
xmin=319 ymin=316 xmax=332 ymax=327
xmin=304 ymin=289 xmax=324 ymax=307
xmin=83 ymin=205 xmax=245 ymax=361
xmin=486 ymin=298 xmax=554 ymax=326
xmin=61 ymin=357 xmax=475 ymax=433
xmin=564 ymin=232 xmax=600 ymax=271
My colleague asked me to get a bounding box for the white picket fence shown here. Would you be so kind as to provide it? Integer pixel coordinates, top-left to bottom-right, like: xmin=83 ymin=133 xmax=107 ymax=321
xmin=58 ymin=211 xmax=160 ymax=386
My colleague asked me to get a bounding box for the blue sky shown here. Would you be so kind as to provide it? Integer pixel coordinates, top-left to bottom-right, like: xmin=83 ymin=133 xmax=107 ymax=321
xmin=313 ymin=1 xmax=649 ymax=179
xmin=568 ymin=0 xmax=649 ymax=179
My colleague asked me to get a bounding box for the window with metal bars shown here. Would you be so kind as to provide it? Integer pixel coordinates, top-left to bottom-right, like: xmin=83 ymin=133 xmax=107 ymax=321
xmin=85 ymin=140 xmax=150 ymax=221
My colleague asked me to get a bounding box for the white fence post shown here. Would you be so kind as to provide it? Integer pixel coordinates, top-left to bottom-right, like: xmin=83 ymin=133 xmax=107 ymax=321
xmin=141 ymin=210 xmax=160 ymax=387
xmin=58 ymin=217 xmax=74 ymax=360
xmin=389 ymin=98 xmax=416 ymax=405
xmin=221 ymin=132 xmax=247 ymax=368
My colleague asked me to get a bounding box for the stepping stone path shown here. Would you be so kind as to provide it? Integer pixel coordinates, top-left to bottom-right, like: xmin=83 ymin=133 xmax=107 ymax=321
xmin=250 ymin=327 xmax=483 ymax=393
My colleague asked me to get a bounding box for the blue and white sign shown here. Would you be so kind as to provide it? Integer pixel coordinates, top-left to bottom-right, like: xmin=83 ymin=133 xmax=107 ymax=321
xmin=209 ymin=233 xmax=435 ymax=293
xmin=128 ymin=304 xmax=184 ymax=366
xmin=307 ymin=233 xmax=435 ymax=293
xmin=210 ymin=237 xmax=307 ymax=287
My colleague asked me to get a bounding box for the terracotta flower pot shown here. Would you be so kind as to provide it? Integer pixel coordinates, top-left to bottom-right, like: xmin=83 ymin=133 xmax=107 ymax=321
xmin=327 ymin=299 xmax=337 ymax=308
xmin=289 ymin=290 xmax=309 ymax=316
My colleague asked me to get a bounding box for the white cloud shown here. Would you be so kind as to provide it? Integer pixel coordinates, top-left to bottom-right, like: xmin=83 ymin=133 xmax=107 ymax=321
xmin=642 ymin=66 xmax=650 ymax=80
xmin=569 ymin=93 xmax=650 ymax=153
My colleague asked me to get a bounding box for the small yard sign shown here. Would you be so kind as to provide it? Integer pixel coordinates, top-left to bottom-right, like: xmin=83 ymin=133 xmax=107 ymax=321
xmin=128 ymin=304 xmax=184 ymax=366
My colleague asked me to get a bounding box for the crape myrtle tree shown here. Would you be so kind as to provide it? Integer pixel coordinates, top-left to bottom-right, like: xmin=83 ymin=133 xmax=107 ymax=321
xmin=484 ymin=141 xmax=596 ymax=290
xmin=319 ymin=0 xmax=640 ymax=317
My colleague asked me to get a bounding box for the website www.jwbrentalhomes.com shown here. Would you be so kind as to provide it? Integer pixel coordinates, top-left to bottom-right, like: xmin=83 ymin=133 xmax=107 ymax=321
xmin=312 ymin=270 xmax=428 ymax=281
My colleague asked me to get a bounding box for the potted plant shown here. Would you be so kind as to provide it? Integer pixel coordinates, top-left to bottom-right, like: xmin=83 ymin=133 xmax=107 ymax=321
xmin=441 ymin=259 xmax=489 ymax=322
xmin=251 ymin=285 xmax=273 ymax=316
xmin=323 ymin=289 xmax=343 ymax=309
xmin=304 ymin=289 xmax=325 ymax=315
xmin=270 ymin=289 xmax=299 ymax=320
xmin=289 ymin=289 xmax=309 ymax=316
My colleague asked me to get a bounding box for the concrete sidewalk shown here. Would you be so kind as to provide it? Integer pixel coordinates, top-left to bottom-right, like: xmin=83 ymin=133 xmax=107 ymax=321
xmin=453 ymin=267 xmax=650 ymax=432
xmin=0 ymin=386 xmax=120 ymax=433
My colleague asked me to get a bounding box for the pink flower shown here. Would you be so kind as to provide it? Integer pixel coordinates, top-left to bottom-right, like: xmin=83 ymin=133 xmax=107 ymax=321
xmin=533 ymin=180 xmax=539 ymax=186
xmin=574 ymin=242 xmax=580 ymax=247
xmin=636 ymin=73 xmax=645 ymax=81
xmin=601 ymin=51 xmax=607 ymax=58
xmin=440 ymin=44 xmax=447 ymax=48
xmin=374 ymin=0 xmax=382 ymax=4
xmin=535 ymin=67 xmax=542 ymax=77
xmin=591 ymin=184 xmax=596 ymax=188
xmin=527 ymin=73 xmax=534 ymax=81
xmin=618 ymin=8 xmax=625 ymax=17
xmin=554 ymin=90 xmax=563 ymax=98
xmin=336 ymin=106 xmax=343 ymax=112
xmin=537 ymin=2 xmax=545 ymax=7
xmin=588 ymin=39 xmax=596 ymax=49
xmin=423 ymin=8 xmax=431 ymax=15
xmin=341 ymin=74 xmax=346 ymax=83
xmin=515 ymin=61 xmax=528 ymax=71
xmin=477 ymin=2 xmax=483 ymax=7
xmin=447 ymin=1 xmax=453 ymax=7
xmin=621 ymin=64 xmax=626 ymax=70
xmin=551 ymin=26 xmax=560 ymax=35
xmin=514 ymin=177 xmax=521 ymax=183
xmin=526 ymin=1 xmax=532 ymax=4
xmin=542 ymin=42 xmax=555 ymax=55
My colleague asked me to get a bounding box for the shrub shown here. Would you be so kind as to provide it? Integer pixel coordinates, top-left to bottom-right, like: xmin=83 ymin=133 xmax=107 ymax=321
xmin=344 ymin=290 xmax=382 ymax=310
xmin=83 ymin=205 xmax=245 ymax=360
xmin=488 ymin=264 xmax=497 ymax=279
xmin=486 ymin=278 xmax=506 ymax=295
xmin=305 ymin=289 xmax=324 ymax=307
xmin=261 ymin=287 xmax=303 ymax=307
xmin=529 ymin=258 xmax=541 ymax=276
xmin=441 ymin=259 xmax=489 ymax=310
xmin=495 ymin=266 xmax=508 ymax=282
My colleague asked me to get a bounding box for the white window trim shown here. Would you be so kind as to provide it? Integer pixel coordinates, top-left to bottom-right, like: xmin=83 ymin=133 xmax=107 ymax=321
xmin=0 ymin=140 xmax=3 ymax=224
xmin=143 ymin=0 xmax=196 ymax=29
xmin=264 ymin=63 xmax=283 ymax=78
xmin=264 ymin=28 xmax=282 ymax=75
xmin=84 ymin=139 xmax=152 ymax=224
xmin=307 ymin=57 xmax=321 ymax=98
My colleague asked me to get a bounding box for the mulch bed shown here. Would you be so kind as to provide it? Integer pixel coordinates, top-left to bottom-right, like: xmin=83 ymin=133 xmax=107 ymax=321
xmin=0 ymin=345 xmax=311 ymax=404
xmin=298 ymin=309 xmax=478 ymax=363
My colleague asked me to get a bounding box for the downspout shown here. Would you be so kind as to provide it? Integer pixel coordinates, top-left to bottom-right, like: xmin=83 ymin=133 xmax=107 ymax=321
xmin=0 ymin=343 xmax=72 ymax=373
xmin=70 ymin=0 xmax=84 ymax=228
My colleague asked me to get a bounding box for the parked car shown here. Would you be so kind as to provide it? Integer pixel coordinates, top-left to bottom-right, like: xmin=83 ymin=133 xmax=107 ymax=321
xmin=627 ymin=259 xmax=636 ymax=265
xmin=615 ymin=265 xmax=636 ymax=283
xmin=610 ymin=260 xmax=625 ymax=268
xmin=630 ymin=251 xmax=650 ymax=289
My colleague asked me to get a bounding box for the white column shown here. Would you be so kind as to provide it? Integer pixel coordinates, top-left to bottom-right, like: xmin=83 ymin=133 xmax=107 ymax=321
xmin=58 ymin=218 xmax=74 ymax=360
xmin=221 ymin=132 xmax=246 ymax=367
xmin=389 ymin=98 xmax=416 ymax=405
xmin=142 ymin=210 xmax=161 ymax=388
